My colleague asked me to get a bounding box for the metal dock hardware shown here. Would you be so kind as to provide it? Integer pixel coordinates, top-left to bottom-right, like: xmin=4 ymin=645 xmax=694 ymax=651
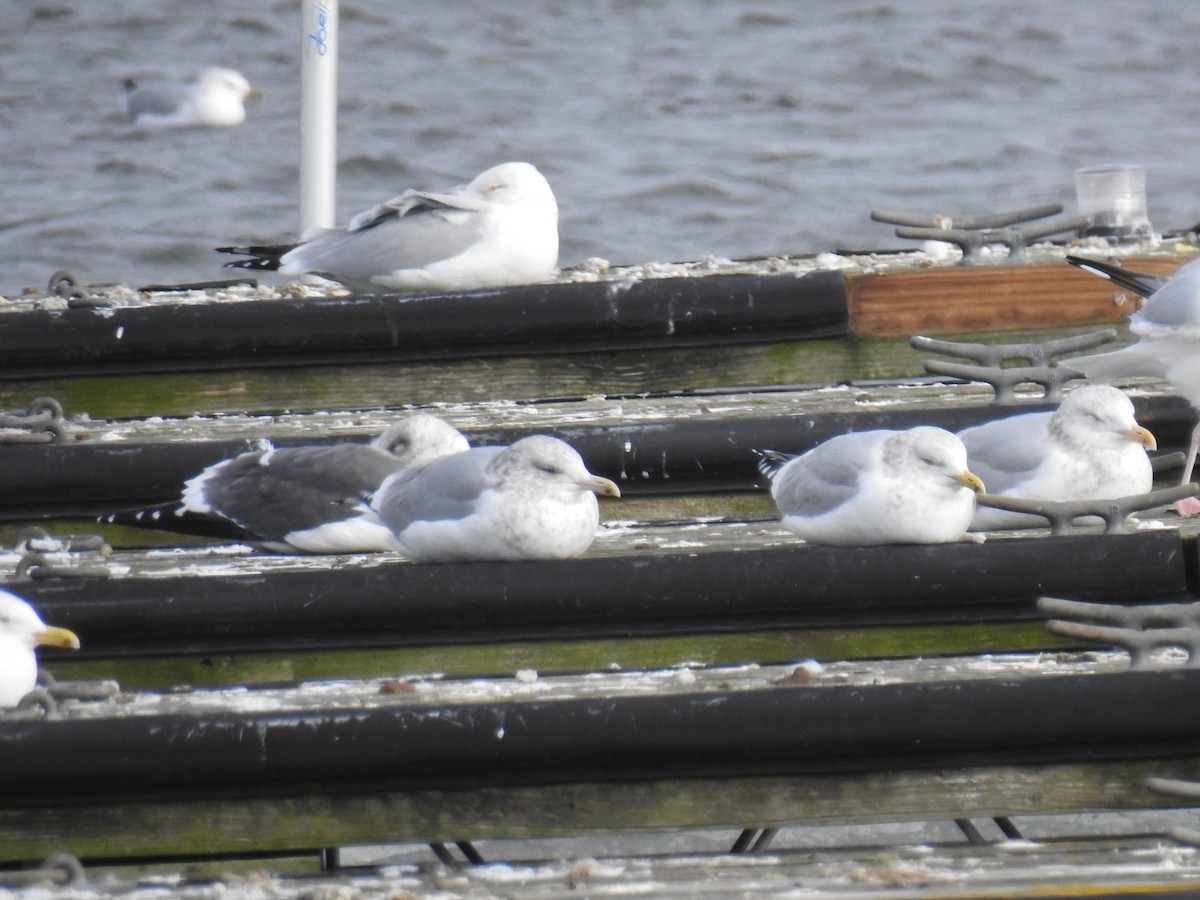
xmin=0 ymin=853 xmax=84 ymax=889
xmin=1039 ymin=596 xmax=1200 ymax=667
xmin=977 ymin=482 xmax=1199 ymax=536
xmin=11 ymin=526 xmax=112 ymax=581
xmin=47 ymin=270 xmax=113 ymax=309
xmin=911 ymin=331 xmax=1116 ymax=404
xmin=871 ymin=204 xmax=1090 ymax=265
xmin=0 ymin=396 xmax=69 ymax=445
xmin=1147 ymin=779 xmax=1200 ymax=848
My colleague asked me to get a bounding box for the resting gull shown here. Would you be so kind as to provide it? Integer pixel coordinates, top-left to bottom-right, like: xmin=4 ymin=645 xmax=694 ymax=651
xmin=0 ymin=590 xmax=80 ymax=709
xmin=1065 ymin=255 xmax=1200 ymax=508
xmin=123 ymin=67 xmax=259 ymax=128
xmin=105 ymin=414 xmax=469 ymax=553
xmin=371 ymin=435 xmax=620 ymax=563
xmin=758 ymin=426 xmax=984 ymax=546
xmin=958 ymin=384 xmax=1156 ymax=531
xmin=217 ymin=161 xmax=559 ymax=292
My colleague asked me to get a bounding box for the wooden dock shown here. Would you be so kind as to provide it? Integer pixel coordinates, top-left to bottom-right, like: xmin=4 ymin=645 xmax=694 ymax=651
xmin=4 ymin=247 xmax=1200 ymax=896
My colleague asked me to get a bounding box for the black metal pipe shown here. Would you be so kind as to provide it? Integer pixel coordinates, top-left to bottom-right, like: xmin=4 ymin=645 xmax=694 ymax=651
xmin=1 ymin=667 xmax=1198 ymax=805
xmin=0 ymin=271 xmax=848 ymax=380
xmin=12 ymin=531 xmax=1189 ymax=658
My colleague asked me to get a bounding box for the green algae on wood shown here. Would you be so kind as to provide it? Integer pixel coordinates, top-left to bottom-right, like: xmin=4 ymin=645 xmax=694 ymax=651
xmin=43 ymin=620 xmax=1063 ymax=692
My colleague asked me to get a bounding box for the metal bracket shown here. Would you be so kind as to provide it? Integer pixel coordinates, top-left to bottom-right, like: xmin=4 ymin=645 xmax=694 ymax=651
xmin=978 ymin=483 xmax=1198 ymax=536
xmin=428 ymin=841 xmax=485 ymax=865
xmin=731 ymin=827 xmax=778 ymax=853
xmin=1 ymin=671 xmax=120 ymax=722
xmin=871 ymin=204 xmax=1090 ymax=265
xmin=0 ymin=853 xmax=85 ymax=888
xmin=911 ymin=331 xmax=1118 ymax=404
xmin=1146 ymin=778 xmax=1200 ymax=847
xmin=0 ymin=396 xmax=68 ymax=444
xmin=37 ymin=668 xmax=121 ymax=704
xmin=1038 ymin=596 xmax=1200 ymax=668
xmin=12 ymin=526 xmax=112 ymax=580
xmin=48 ymin=269 xmax=115 ymax=309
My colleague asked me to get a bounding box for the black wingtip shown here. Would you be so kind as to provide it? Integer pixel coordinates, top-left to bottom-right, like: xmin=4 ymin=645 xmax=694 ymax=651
xmin=101 ymin=505 xmax=258 ymax=543
xmin=1065 ymin=254 xmax=1162 ymax=298
xmin=214 ymin=244 xmax=295 ymax=272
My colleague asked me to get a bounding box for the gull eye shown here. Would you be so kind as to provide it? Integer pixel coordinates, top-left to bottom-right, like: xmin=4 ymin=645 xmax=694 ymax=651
xmin=537 ymin=463 xmax=561 ymax=476
xmin=488 ymin=182 xmax=502 ymax=192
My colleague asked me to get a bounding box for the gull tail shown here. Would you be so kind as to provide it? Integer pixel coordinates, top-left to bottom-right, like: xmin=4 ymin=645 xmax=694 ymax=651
xmin=755 ymin=449 xmax=793 ymax=480
xmin=215 ymin=244 xmax=297 ymax=272
xmin=1066 ymin=255 xmax=1167 ymax=298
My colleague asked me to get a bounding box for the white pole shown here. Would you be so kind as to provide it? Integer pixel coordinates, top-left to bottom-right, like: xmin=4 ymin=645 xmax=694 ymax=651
xmin=299 ymin=0 xmax=338 ymax=235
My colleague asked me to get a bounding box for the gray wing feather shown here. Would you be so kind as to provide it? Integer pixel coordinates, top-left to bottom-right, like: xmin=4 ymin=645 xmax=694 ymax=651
xmin=771 ymin=432 xmax=886 ymax=518
xmin=281 ymin=200 xmax=486 ymax=282
xmin=202 ymin=444 xmax=401 ymax=539
xmin=373 ymin=447 xmax=503 ymax=534
xmin=125 ymin=84 xmax=186 ymax=119
xmin=958 ymin=412 xmax=1051 ymax=493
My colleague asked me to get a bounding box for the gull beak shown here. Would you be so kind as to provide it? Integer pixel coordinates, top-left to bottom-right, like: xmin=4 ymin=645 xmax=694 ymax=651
xmin=585 ymin=475 xmax=622 ymax=498
xmin=246 ymin=88 xmax=263 ymax=101
xmin=1122 ymin=424 xmax=1157 ymax=451
xmin=36 ymin=625 xmax=80 ymax=651
xmin=953 ymin=470 xmax=985 ymax=494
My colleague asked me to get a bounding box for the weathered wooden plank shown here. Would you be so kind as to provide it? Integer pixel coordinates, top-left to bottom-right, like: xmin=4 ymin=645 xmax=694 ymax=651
xmin=0 ymin=323 xmax=1144 ymax=420
xmin=4 ymin=654 xmax=1198 ymax=866
xmin=846 ymin=255 xmax=1187 ymax=335
xmin=42 ymin=620 xmax=1056 ymax=691
xmin=2 ymin=759 xmax=1198 ymax=864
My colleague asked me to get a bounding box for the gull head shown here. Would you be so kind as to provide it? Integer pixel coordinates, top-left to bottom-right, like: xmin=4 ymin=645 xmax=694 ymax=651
xmin=197 ymin=67 xmax=259 ymax=102
xmin=1052 ymin=384 xmax=1156 ymax=452
xmin=491 ymin=435 xmax=620 ymax=499
xmin=468 ymin=162 xmax=558 ymax=211
xmin=884 ymin=426 xmax=984 ymax=495
xmin=0 ymin=589 xmax=79 ymax=708
xmin=0 ymin=590 xmax=79 ymax=652
xmin=372 ymin=414 xmax=470 ymax=469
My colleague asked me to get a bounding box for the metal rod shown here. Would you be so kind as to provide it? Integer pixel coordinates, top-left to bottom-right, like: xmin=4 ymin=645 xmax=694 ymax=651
xmin=300 ymin=0 xmax=338 ymax=235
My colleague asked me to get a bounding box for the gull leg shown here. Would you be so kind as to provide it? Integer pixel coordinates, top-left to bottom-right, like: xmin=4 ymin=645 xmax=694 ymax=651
xmin=1174 ymin=423 xmax=1200 ymax=516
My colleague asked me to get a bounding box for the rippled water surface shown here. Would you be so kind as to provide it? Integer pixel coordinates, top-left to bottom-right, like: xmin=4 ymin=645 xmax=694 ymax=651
xmin=3 ymin=1 xmax=1198 ymax=294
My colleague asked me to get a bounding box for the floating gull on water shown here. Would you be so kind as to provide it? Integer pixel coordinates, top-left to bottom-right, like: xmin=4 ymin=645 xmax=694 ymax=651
xmin=1064 ymin=255 xmax=1200 ymax=506
xmin=758 ymin=426 xmax=983 ymax=546
xmin=0 ymin=590 xmax=79 ymax=709
xmin=122 ymin=66 xmax=259 ymax=128
xmin=371 ymin=435 xmax=620 ymax=563
xmin=105 ymin=414 xmax=469 ymax=553
xmin=958 ymin=384 xmax=1156 ymax=531
xmin=217 ymin=161 xmax=559 ymax=292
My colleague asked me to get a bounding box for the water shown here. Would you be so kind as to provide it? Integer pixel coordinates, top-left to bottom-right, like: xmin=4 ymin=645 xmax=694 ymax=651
xmin=3 ymin=0 xmax=1198 ymax=296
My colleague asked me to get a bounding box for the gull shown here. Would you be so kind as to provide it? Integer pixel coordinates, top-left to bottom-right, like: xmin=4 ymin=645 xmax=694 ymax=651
xmin=0 ymin=590 xmax=80 ymax=709
xmin=217 ymin=161 xmax=559 ymax=292
xmin=758 ymin=426 xmax=984 ymax=546
xmin=1064 ymin=255 xmax=1200 ymax=505
xmin=958 ymin=384 xmax=1156 ymax=530
xmin=123 ymin=67 xmax=259 ymax=128
xmin=105 ymin=414 xmax=469 ymax=553
xmin=371 ymin=435 xmax=620 ymax=563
